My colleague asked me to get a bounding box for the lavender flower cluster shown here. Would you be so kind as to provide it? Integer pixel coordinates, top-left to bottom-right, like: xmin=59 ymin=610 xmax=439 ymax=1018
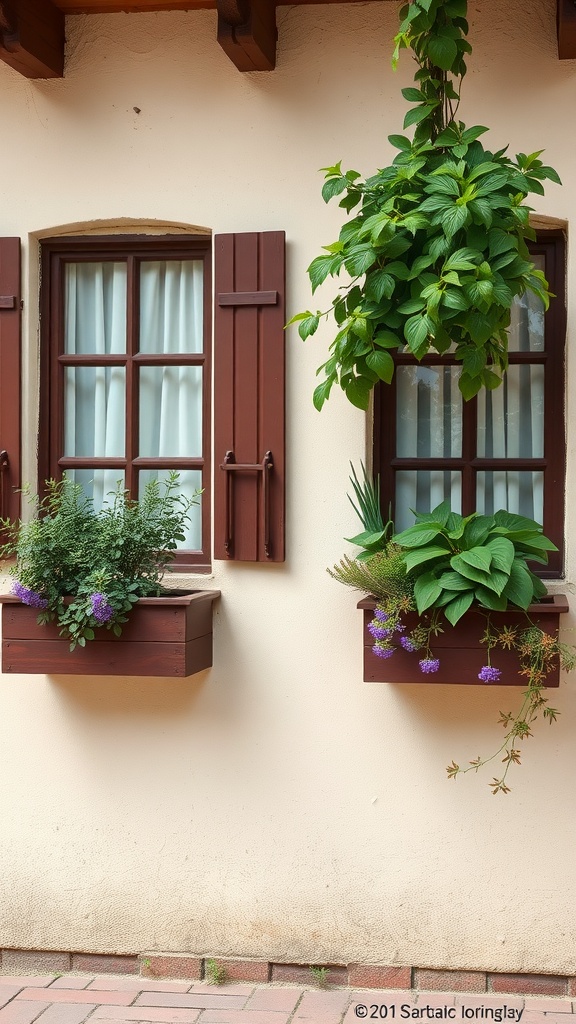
xmin=12 ymin=581 xmax=48 ymax=609
xmin=90 ymin=592 xmax=114 ymax=624
xmin=369 ymin=604 xmax=438 ymax=673
xmin=369 ymin=605 xmax=505 ymax=683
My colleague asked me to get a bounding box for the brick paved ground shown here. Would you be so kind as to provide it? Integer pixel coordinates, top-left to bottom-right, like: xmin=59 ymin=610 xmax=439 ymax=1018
xmin=0 ymin=975 xmax=574 ymax=1024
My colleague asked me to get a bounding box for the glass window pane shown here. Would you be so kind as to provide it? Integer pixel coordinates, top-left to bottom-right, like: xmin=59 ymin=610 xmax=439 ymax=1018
xmin=139 ymin=366 xmax=202 ymax=458
xmin=64 ymin=366 xmax=125 ymax=457
xmin=395 ymin=471 xmax=462 ymax=532
xmin=508 ymin=255 xmax=545 ymax=352
xmin=396 ymin=365 xmax=462 ymax=458
xmin=63 ymin=469 xmax=125 ymax=512
xmin=139 ymin=261 xmax=204 ymax=354
xmin=64 ymin=263 xmax=127 ymax=354
xmin=476 ymin=471 xmax=543 ymax=522
xmin=138 ymin=469 xmax=202 ymax=551
xmin=477 ymin=365 xmax=544 ymax=458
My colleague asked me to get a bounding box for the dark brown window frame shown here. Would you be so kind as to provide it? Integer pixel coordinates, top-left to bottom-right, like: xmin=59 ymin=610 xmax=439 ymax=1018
xmin=39 ymin=234 xmax=212 ymax=572
xmin=373 ymin=230 xmax=566 ymax=578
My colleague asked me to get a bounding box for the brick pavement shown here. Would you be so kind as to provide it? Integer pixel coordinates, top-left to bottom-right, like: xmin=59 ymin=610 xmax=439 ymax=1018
xmin=0 ymin=975 xmax=575 ymax=1024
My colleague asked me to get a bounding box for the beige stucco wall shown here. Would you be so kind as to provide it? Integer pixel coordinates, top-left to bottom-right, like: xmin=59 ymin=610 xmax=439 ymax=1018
xmin=0 ymin=0 xmax=575 ymax=974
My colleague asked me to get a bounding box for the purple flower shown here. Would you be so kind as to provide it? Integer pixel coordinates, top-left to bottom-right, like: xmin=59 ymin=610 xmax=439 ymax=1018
xmin=419 ymin=657 xmax=440 ymax=674
xmin=374 ymin=609 xmax=389 ymax=623
xmin=368 ymin=621 xmax=392 ymax=640
xmin=395 ymin=624 xmax=406 ymax=634
xmin=478 ymin=665 xmax=502 ymax=683
xmin=90 ymin=592 xmax=114 ymax=625
xmin=12 ymin=581 xmax=48 ymax=609
xmin=400 ymin=635 xmax=417 ymax=652
xmin=373 ymin=644 xmax=394 ymax=659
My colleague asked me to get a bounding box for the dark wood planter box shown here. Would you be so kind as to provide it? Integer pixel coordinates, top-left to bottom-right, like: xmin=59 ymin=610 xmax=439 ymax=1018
xmin=0 ymin=590 xmax=220 ymax=677
xmin=358 ymin=594 xmax=569 ymax=687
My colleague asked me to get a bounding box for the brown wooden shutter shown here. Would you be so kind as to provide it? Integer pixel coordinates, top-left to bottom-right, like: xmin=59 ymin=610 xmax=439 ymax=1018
xmin=0 ymin=238 xmax=21 ymax=528
xmin=214 ymin=231 xmax=285 ymax=561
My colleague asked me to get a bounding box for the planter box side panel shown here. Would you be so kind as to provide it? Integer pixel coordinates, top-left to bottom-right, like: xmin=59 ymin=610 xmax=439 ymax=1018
xmin=0 ymin=591 xmax=219 ymax=676
xmin=360 ymin=598 xmax=566 ymax=687
xmin=2 ymin=638 xmax=207 ymax=676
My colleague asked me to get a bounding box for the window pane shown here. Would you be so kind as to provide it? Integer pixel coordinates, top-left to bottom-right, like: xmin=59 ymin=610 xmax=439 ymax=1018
xmin=395 ymin=471 xmax=462 ymax=531
xmin=139 ymin=366 xmax=202 ymax=458
xmin=64 ymin=263 xmax=127 ymax=354
xmin=139 ymin=261 xmax=204 ymax=354
xmin=477 ymin=365 xmax=544 ymax=458
xmin=63 ymin=469 xmax=125 ymax=512
xmin=508 ymin=255 xmax=545 ymax=352
xmin=396 ymin=365 xmax=462 ymax=457
xmin=138 ymin=469 xmax=202 ymax=550
xmin=476 ymin=471 xmax=543 ymax=522
xmin=64 ymin=367 xmax=125 ymax=457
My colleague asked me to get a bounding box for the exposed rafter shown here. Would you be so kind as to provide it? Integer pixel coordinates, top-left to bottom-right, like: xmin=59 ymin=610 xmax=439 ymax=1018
xmin=217 ymin=0 xmax=276 ymax=71
xmin=558 ymin=0 xmax=576 ymax=58
xmin=0 ymin=0 xmax=64 ymax=76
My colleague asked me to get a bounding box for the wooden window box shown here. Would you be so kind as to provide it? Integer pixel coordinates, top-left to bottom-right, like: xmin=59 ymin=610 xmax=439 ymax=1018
xmin=358 ymin=594 xmax=569 ymax=687
xmin=0 ymin=590 xmax=220 ymax=677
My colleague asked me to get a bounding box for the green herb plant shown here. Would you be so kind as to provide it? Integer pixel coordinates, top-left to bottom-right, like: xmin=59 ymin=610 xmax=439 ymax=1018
xmin=289 ymin=0 xmax=561 ymax=411
xmin=0 ymin=472 xmax=199 ymax=651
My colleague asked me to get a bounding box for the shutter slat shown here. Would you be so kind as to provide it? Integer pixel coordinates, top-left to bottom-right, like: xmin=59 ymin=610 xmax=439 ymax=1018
xmin=0 ymin=238 xmax=21 ymax=528
xmin=214 ymin=231 xmax=285 ymax=561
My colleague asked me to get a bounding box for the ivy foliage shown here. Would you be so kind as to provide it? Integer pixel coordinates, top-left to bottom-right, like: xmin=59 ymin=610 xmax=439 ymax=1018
xmin=289 ymin=0 xmax=561 ymax=410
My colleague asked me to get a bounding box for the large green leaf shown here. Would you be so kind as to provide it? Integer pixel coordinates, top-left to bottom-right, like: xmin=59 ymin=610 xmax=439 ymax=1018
xmin=427 ymin=34 xmax=458 ymax=70
xmin=443 ymin=590 xmax=475 ymax=625
xmin=344 ymin=376 xmax=372 ymax=410
xmin=458 ymin=546 xmax=493 ymax=573
xmin=501 ymin=560 xmax=535 ymax=609
xmin=485 ymin=536 xmax=515 ymax=574
xmin=414 ymin=572 xmax=444 ymax=614
xmin=450 ymin=555 xmax=508 ymax=594
xmin=345 ymin=529 xmax=386 ymax=548
xmin=403 ymin=545 xmax=452 ymax=572
xmin=393 ymin=523 xmax=444 ymax=547
xmin=474 ymin=586 xmax=508 ymax=611
xmin=366 ymin=349 xmax=394 ymax=383
xmin=438 ymin=570 xmax=475 ymax=591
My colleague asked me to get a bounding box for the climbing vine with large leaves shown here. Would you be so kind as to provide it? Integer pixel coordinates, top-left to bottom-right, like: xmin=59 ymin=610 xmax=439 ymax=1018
xmin=290 ymin=0 xmax=561 ymax=410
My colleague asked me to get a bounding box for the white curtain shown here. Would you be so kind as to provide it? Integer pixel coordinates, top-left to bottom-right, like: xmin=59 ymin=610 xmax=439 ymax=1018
xmin=396 ymin=364 xmax=462 ymax=529
xmin=476 ymin=286 xmax=544 ymax=521
xmin=64 ymin=259 xmax=204 ymax=548
xmin=64 ymin=262 xmax=127 ymax=507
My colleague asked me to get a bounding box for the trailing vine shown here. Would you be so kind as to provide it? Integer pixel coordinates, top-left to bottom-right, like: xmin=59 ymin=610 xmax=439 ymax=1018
xmin=290 ymin=0 xmax=561 ymax=410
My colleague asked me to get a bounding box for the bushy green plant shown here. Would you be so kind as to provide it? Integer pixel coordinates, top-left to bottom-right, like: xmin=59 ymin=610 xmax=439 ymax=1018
xmin=0 ymin=473 xmax=199 ymax=650
xmin=392 ymin=501 xmax=554 ymax=624
xmin=289 ymin=0 xmax=561 ymax=410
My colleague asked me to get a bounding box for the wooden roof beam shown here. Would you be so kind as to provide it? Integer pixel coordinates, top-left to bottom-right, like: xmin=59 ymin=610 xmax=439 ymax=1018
xmin=558 ymin=0 xmax=576 ymax=58
xmin=217 ymin=0 xmax=276 ymax=71
xmin=0 ymin=0 xmax=64 ymax=76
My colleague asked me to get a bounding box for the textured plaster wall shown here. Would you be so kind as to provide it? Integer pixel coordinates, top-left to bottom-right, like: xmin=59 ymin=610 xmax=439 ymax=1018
xmin=0 ymin=0 xmax=575 ymax=974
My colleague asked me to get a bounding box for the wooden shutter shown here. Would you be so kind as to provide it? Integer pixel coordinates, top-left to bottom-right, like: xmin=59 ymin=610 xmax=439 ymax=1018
xmin=0 ymin=238 xmax=21 ymax=527
xmin=214 ymin=231 xmax=285 ymax=561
